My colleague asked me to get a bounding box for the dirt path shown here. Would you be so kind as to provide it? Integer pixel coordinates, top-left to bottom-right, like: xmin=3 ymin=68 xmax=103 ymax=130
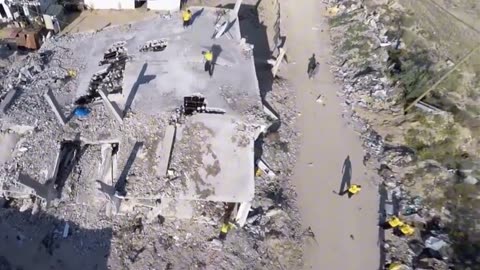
xmin=281 ymin=0 xmax=380 ymax=269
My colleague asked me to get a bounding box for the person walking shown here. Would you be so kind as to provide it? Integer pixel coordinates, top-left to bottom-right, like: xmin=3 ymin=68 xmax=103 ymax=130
xmin=307 ymin=53 xmax=318 ymax=79
xmin=182 ymin=9 xmax=192 ymax=28
xmin=202 ymin=50 xmax=214 ymax=77
xmin=340 ymin=184 xmax=361 ymax=198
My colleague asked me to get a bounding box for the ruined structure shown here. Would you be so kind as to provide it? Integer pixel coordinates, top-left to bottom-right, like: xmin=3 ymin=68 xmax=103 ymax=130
xmin=1 ymin=5 xmax=265 ymax=228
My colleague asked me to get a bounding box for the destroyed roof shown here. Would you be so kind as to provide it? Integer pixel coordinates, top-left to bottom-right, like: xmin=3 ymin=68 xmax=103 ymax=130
xmin=0 ymin=6 xmax=265 ymax=210
xmin=75 ymin=6 xmax=261 ymax=117
xmin=169 ymin=114 xmax=255 ymax=203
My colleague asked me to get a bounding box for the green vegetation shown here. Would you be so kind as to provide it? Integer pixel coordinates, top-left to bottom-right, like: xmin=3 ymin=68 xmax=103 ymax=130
xmin=329 ymin=12 xmax=355 ymax=27
xmin=386 ymin=49 xmax=435 ymax=101
xmin=440 ymin=183 xmax=480 ymax=267
xmin=404 ymin=114 xmax=469 ymax=164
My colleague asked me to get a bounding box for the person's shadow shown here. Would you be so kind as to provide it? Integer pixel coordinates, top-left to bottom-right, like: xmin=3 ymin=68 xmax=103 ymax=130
xmin=307 ymin=53 xmax=316 ymax=74
xmin=339 ymin=155 xmax=352 ymax=194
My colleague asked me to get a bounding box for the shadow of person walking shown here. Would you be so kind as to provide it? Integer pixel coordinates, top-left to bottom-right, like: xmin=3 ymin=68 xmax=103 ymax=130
xmin=307 ymin=53 xmax=317 ymax=77
xmin=339 ymin=155 xmax=352 ymax=194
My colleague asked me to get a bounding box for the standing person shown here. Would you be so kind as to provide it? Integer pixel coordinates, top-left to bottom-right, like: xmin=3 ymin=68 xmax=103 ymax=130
xmin=340 ymin=184 xmax=362 ymax=198
xmin=182 ymin=9 xmax=192 ymax=28
xmin=202 ymin=50 xmax=214 ymax=77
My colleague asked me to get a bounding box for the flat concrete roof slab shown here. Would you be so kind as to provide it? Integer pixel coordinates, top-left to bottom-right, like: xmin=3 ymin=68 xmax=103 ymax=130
xmin=76 ymin=7 xmax=260 ymax=116
xmin=170 ymin=114 xmax=254 ymax=202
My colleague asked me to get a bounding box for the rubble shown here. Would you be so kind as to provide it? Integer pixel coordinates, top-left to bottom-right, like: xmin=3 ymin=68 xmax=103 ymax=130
xmin=0 ymin=5 xmax=304 ymax=270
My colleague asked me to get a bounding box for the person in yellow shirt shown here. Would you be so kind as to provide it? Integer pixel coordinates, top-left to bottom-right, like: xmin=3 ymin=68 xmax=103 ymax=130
xmin=219 ymin=222 xmax=234 ymax=240
xmin=182 ymin=9 xmax=192 ymax=28
xmin=340 ymin=184 xmax=362 ymax=198
xmin=202 ymin=50 xmax=214 ymax=77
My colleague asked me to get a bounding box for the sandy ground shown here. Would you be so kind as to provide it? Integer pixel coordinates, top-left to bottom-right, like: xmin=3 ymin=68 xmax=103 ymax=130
xmin=281 ymin=0 xmax=381 ymax=269
xmin=61 ymin=9 xmax=157 ymax=34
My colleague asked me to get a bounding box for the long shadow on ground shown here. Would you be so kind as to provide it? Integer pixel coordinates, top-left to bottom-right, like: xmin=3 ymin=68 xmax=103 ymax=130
xmin=220 ymin=2 xmax=274 ymax=100
xmin=0 ymin=204 xmax=112 ymax=270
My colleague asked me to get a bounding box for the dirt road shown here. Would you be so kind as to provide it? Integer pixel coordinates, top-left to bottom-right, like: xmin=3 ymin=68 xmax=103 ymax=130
xmin=282 ymin=0 xmax=381 ymax=269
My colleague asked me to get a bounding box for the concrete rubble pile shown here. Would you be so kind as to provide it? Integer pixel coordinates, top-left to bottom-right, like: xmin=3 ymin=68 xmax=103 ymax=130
xmin=0 ymin=8 xmax=304 ymax=269
xmin=325 ymin=0 xmax=473 ymax=269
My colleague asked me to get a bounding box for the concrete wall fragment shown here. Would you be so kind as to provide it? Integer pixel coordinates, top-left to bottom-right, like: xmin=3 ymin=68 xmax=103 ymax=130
xmin=98 ymin=89 xmax=123 ymax=124
xmin=44 ymin=89 xmax=67 ymax=125
xmin=0 ymin=89 xmax=17 ymax=114
xmin=156 ymin=125 xmax=176 ymax=177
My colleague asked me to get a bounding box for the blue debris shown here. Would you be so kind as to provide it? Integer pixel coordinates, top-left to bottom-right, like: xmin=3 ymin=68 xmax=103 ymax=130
xmin=73 ymin=107 xmax=90 ymax=117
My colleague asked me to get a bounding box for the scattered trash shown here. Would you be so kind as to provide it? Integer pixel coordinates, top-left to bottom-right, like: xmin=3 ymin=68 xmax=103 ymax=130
xmin=326 ymin=6 xmax=340 ymax=16
xmin=316 ymin=94 xmax=326 ymax=105
xmin=256 ymin=158 xmax=276 ymax=178
xmin=425 ymin=236 xmax=448 ymax=251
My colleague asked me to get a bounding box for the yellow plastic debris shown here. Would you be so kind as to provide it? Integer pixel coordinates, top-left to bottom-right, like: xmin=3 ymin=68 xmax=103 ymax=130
xmin=348 ymin=184 xmax=361 ymax=194
xmin=387 ymin=216 xmax=404 ymax=228
xmin=388 ymin=262 xmax=403 ymax=270
xmin=255 ymin=169 xmax=263 ymax=177
xmin=399 ymin=224 xmax=415 ymax=236
xmin=67 ymin=70 xmax=77 ymax=78
xmin=326 ymin=6 xmax=340 ymax=17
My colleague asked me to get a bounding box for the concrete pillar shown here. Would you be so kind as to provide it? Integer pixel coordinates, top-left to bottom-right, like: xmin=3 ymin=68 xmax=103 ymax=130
xmin=0 ymin=89 xmax=17 ymax=114
xmin=232 ymin=0 xmax=242 ymax=17
xmin=44 ymin=89 xmax=67 ymax=125
xmin=214 ymin=21 xmax=229 ymax=39
xmin=235 ymin=201 xmax=251 ymax=227
xmin=98 ymin=89 xmax=123 ymax=124
xmin=156 ymin=125 xmax=176 ymax=177
xmin=1 ymin=3 xmax=13 ymax=19
xmin=101 ymin=144 xmax=114 ymax=184
xmin=271 ymin=47 xmax=286 ymax=78
xmin=22 ymin=5 xmax=30 ymax=17
xmin=49 ymin=143 xmax=62 ymax=182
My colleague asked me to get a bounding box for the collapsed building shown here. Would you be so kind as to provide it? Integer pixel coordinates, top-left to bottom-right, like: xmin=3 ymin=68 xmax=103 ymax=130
xmin=0 ymin=4 xmax=268 ymax=232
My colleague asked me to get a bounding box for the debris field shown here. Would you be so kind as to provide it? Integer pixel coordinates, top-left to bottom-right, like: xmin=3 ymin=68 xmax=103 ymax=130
xmin=0 ymin=6 xmax=303 ymax=270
